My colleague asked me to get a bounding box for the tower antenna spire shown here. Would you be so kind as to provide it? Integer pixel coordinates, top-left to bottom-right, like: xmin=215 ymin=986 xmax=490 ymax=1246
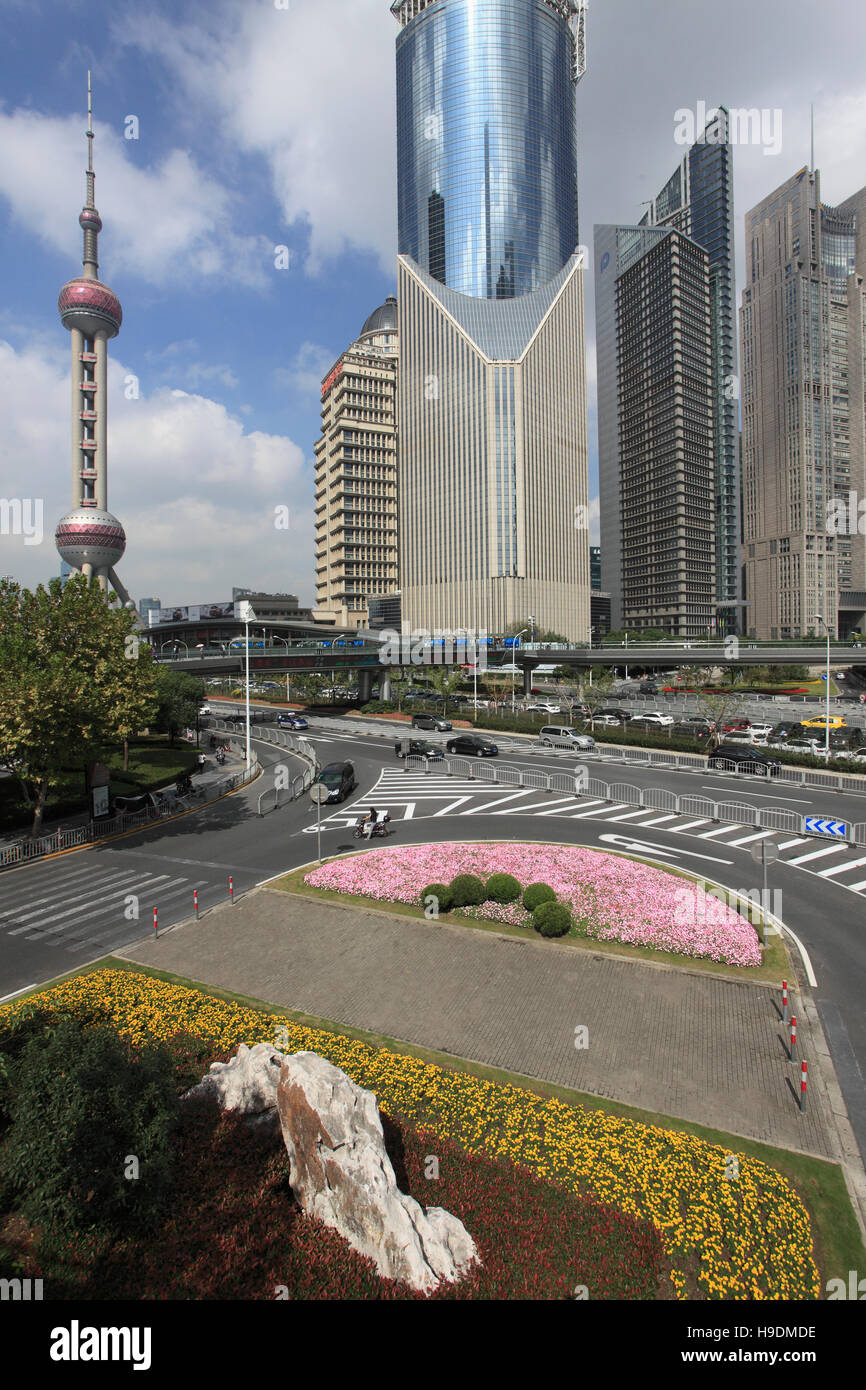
xmin=810 ymin=103 xmax=815 ymax=173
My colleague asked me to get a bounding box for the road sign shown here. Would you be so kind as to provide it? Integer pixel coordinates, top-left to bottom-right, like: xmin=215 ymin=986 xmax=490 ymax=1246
xmin=804 ymin=816 xmax=848 ymax=838
xmin=750 ymin=840 xmax=779 ymax=865
xmin=309 ymin=783 xmax=329 ymax=804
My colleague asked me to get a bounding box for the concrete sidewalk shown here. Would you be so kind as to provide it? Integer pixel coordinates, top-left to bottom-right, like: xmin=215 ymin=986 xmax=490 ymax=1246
xmin=124 ymin=886 xmax=847 ymax=1165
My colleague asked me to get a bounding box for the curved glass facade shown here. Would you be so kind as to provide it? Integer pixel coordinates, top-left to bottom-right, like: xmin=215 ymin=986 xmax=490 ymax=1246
xmin=396 ymin=0 xmax=578 ymax=299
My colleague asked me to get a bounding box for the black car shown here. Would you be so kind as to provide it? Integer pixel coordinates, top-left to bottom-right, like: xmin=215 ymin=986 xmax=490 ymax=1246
xmin=639 ymin=682 xmax=658 ymax=694
xmin=595 ymin=707 xmax=629 ymax=721
xmin=446 ymin=734 xmax=499 ymax=757
xmin=315 ymin=761 xmax=357 ymax=803
xmin=707 ymin=745 xmax=781 ymax=776
xmin=412 ymin=713 xmax=452 ymax=731
xmin=394 ymin=738 xmax=444 ymax=759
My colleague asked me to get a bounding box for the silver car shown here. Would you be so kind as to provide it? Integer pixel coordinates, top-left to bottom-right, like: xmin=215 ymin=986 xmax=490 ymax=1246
xmin=538 ymin=725 xmax=596 ymax=750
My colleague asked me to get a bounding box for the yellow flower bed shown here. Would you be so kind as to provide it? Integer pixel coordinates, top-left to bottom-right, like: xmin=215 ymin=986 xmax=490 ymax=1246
xmin=0 ymin=969 xmax=820 ymax=1300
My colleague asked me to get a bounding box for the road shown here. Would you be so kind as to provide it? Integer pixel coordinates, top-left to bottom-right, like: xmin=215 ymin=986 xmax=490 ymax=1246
xmin=2 ymin=714 xmax=865 ymax=1161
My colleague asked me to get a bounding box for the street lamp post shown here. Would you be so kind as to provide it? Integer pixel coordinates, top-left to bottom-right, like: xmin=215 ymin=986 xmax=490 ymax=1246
xmin=238 ymin=602 xmax=256 ymax=771
xmin=814 ymin=614 xmax=831 ymax=758
xmin=512 ymin=628 xmax=529 ymax=714
xmin=528 ymin=615 xmax=535 ymax=647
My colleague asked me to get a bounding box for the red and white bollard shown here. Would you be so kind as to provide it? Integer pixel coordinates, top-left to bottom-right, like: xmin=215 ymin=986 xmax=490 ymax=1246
xmin=790 ymin=1016 xmax=797 ymax=1061
xmin=229 ymin=876 xmax=234 ymax=903
xmin=781 ymin=979 xmax=788 ymax=1024
xmin=194 ymin=889 xmax=199 ymax=920
xmin=153 ymin=906 xmax=158 ymax=939
xmin=800 ymin=1061 xmax=807 ymax=1112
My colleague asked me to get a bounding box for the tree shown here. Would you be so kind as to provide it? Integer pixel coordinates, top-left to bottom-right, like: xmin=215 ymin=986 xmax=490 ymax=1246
xmin=429 ymin=665 xmax=464 ymax=715
xmin=694 ymin=689 xmax=748 ymax=749
xmin=386 ymin=669 xmax=411 ymax=711
xmin=577 ymin=671 xmax=614 ymax=730
xmin=152 ymin=669 xmax=205 ymax=746
xmin=0 ymin=576 xmax=158 ymax=836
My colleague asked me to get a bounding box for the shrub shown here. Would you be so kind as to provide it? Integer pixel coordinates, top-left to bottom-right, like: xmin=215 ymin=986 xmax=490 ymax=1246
xmin=533 ymin=901 xmax=573 ymax=938
xmin=485 ymin=873 xmax=522 ymax=904
xmin=522 ymin=882 xmax=557 ymax=912
xmin=449 ymin=873 xmax=487 ymax=908
xmin=3 ymin=1017 xmax=179 ymax=1239
xmin=419 ymin=883 xmax=454 ymax=914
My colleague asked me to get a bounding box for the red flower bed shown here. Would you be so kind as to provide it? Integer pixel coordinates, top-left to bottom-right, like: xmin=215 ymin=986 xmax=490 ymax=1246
xmin=41 ymin=1103 xmax=668 ymax=1301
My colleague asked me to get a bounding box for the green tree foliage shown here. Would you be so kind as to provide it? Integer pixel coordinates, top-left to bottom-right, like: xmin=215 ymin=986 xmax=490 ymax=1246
xmin=533 ymin=901 xmax=573 ymax=937
xmin=429 ymin=666 xmax=464 ymax=715
xmin=151 ymin=668 xmax=205 ymax=746
xmin=0 ymin=577 xmax=158 ymax=836
xmin=3 ymin=1018 xmax=178 ymax=1240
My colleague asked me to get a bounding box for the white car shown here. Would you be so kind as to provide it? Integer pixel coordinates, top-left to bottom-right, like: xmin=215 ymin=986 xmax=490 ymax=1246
xmin=198 ymin=704 xmax=211 ymax=716
xmin=641 ymin=712 xmax=674 ymax=727
xmin=526 ymin=701 xmax=562 ymax=714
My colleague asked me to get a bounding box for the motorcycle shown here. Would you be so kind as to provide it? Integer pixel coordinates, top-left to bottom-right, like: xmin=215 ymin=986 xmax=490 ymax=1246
xmin=352 ymin=812 xmax=393 ymax=840
xmin=175 ymin=774 xmax=194 ymax=798
xmin=216 ymin=750 xmax=226 ymax=766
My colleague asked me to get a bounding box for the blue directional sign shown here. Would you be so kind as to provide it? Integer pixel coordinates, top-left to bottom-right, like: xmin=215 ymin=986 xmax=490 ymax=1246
xmin=805 ymin=816 xmax=848 ymax=838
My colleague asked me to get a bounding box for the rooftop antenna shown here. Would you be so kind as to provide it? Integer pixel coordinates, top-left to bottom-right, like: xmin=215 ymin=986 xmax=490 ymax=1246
xmin=810 ymin=103 xmax=815 ymax=174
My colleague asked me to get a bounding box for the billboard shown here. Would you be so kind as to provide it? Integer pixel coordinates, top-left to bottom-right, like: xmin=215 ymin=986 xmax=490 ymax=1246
xmin=148 ymin=601 xmax=235 ymax=627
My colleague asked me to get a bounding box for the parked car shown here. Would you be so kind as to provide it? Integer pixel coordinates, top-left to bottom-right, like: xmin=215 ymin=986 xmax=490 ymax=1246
xmin=570 ymin=703 xmax=591 ymax=720
xmin=412 ymin=713 xmax=452 ymax=731
xmin=198 ymin=704 xmax=211 ymax=716
xmin=674 ymin=717 xmax=713 ymax=741
xmin=748 ymin=722 xmax=774 ymax=740
xmin=720 ymin=718 xmax=751 ymax=733
xmin=594 ymin=707 xmax=630 ymax=723
xmin=707 ymin=745 xmax=781 ymax=776
xmin=769 ymin=721 xmax=796 ymax=743
xmin=638 ymin=682 xmax=658 ymax=694
xmin=538 ymin=726 xmax=595 ymax=750
xmin=394 ymin=738 xmax=444 ymax=759
xmin=277 ymin=712 xmax=308 ymax=730
xmin=446 ymin=734 xmax=499 ymax=757
xmin=315 ymin=761 xmax=357 ymax=803
xmin=631 ymin=712 xmax=674 ymax=728
xmin=800 ymin=715 xmax=847 ymax=729
xmin=524 ymin=702 xmax=562 ymax=715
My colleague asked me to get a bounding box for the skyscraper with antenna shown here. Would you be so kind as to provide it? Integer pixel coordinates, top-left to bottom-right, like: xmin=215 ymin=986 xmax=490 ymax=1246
xmin=54 ymin=74 xmax=133 ymax=607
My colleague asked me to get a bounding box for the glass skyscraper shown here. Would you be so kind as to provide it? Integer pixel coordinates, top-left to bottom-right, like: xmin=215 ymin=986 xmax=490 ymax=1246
xmin=391 ymin=0 xmax=590 ymax=641
xmin=393 ymin=0 xmax=580 ymax=298
xmin=640 ymin=108 xmax=741 ymax=632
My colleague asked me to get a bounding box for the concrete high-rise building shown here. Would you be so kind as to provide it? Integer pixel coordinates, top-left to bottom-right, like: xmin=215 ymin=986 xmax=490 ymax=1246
xmin=53 ymin=76 xmax=132 ymax=608
xmin=138 ymin=596 xmax=161 ymax=623
xmin=595 ymin=224 xmax=715 ymax=637
xmin=392 ymin=0 xmax=590 ymax=641
xmin=640 ymin=107 xmax=741 ymax=632
xmin=312 ymin=297 xmax=399 ymax=630
xmin=740 ymin=168 xmax=866 ymax=638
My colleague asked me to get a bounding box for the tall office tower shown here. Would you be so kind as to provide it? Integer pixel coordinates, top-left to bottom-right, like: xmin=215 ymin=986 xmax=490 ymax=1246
xmin=595 ymin=225 xmax=715 ymax=637
xmin=740 ymin=168 xmax=866 ymax=638
xmin=53 ymin=76 xmax=132 ymax=607
xmin=392 ymin=0 xmax=590 ymax=641
xmin=312 ymin=297 xmax=399 ymax=630
xmin=640 ymin=107 xmax=741 ymax=633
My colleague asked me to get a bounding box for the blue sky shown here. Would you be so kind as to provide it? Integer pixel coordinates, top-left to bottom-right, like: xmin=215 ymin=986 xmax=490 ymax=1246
xmin=0 ymin=0 xmax=863 ymax=606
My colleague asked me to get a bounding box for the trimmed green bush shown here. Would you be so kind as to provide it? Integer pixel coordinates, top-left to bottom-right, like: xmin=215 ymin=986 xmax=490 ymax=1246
xmin=419 ymin=883 xmax=454 ymax=914
xmin=522 ymin=882 xmax=557 ymax=912
xmin=3 ymin=1017 xmax=179 ymax=1239
xmin=532 ymin=901 xmax=573 ymax=938
xmin=449 ymin=873 xmax=487 ymax=908
xmin=485 ymin=873 xmax=522 ymax=904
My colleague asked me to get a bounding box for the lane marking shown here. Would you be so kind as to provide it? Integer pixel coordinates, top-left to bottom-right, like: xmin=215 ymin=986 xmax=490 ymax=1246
xmin=696 ymin=825 xmax=747 ymax=839
xmin=636 ymin=813 xmax=679 ymax=826
xmin=726 ymin=830 xmax=777 ymax=847
xmin=604 ymin=809 xmax=656 ymax=822
xmin=672 ymin=819 xmax=710 ymax=831
xmin=568 ymin=804 xmax=629 ymax=818
xmin=775 ymin=837 xmax=808 ymax=850
xmin=7 ymin=872 xmax=168 ymax=932
xmin=23 ymin=876 xmax=186 ymax=941
xmin=816 ymin=855 xmax=866 ymax=879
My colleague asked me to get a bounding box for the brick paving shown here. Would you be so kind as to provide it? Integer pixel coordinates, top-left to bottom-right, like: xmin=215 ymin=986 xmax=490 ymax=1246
xmin=123 ymin=888 xmax=838 ymax=1159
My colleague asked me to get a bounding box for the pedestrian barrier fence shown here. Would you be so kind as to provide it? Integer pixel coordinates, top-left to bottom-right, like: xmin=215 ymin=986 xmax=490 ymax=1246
xmin=398 ymin=755 xmax=866 ymax=845
xmin=0 ymin=747 xmax=261 ymax=871
xmin=242 ymin=722 xmax=319 ymax=816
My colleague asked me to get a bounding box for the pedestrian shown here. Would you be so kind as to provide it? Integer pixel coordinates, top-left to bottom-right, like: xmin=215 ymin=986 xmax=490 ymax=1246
xmin=197 ymin=751 xmax=206 ymax=774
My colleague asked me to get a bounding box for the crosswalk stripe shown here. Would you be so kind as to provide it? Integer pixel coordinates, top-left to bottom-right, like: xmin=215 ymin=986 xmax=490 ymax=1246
xmin=24 ymin=876 xmax=187 ymax=941
xmin=0 ymin=868 xmax=142 ymax=922
xmin=605 ymin=809 xmax=653 ymax=822
xmin=698 ymin=825 xmax=748 ymax=839
xmin=636 ymin=813 xmax=679 ymax=826
xmin=467 ymin=791 xmax=534 ymax=814
xmin=674 ymin=819 xmax=710 ymax=831
xmin=7 ymin=872 xmax=169 ymax=933
xmin=776 ymin=837 xmax=808 ymax=850
xmin=816 ymin=855 xmax=866 ymax=879
xmin=786 ymin=844 xmax=848 ymax=865
xmin=568 ymin=804 xmax=629 ymax=818
xmin=534 ymin=800 xmax=587 ymax=816
xmin=726 ymin=830 xmax=777 ymax=847
xmin=68 ymin=880 xmax=207 ymax=951
xmin=490 ymin=795 xmax=584 ymax=815
xmin=433 ymin=797 xmax=473 ymax=816
xmin=845 ymin=878 xmax=866 ymax=891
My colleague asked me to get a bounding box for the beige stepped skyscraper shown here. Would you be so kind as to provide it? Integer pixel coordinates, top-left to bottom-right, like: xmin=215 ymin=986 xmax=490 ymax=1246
xmin=740 ymin=167 xmax=866 ymax=639
xmin=312 ymin=298 xmax=399 ymax=630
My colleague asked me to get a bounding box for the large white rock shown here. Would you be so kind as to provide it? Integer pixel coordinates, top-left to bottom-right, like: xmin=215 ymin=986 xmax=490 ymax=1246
xmin=276 ymin=1052 xmax=478 ymax=1293
xmin=183 ymin=1042 xmax=282 ymax=1130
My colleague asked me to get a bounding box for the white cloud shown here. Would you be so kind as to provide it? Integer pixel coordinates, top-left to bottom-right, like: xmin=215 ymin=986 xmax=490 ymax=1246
xmin=274 ymin=341 xmax=338 ymax=401
xmin=0 ymin=107 xmax=271 ymax=289
xmin=114 ymin=0 xmax=398 ymax=275
xmin=0 ymin=336 xmax=315 ymax=603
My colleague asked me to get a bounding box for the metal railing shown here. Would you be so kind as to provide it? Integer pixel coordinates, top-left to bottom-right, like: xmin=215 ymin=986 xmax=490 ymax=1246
xmin=233 ymin=720 xmax=320 ymax=816
xmin=0 ymin=748 xmax=261 ymax=871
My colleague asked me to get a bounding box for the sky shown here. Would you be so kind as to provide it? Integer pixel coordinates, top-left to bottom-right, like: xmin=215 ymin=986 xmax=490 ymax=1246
xmin=0 ymin=0 xmax=864 ymax=609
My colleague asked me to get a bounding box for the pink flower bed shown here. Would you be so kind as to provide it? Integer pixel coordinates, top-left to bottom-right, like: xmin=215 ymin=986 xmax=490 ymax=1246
xmin=303 ymin=844 xmax=762 ymax=967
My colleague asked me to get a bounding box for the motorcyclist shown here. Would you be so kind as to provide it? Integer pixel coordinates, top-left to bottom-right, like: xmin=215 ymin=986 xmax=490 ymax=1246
xmin=363 ymin=807 xmax=378 ymax=839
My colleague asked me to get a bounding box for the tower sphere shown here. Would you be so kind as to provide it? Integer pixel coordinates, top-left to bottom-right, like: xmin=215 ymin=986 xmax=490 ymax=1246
xmin=78 ymin=207 xmax=103 ymax=234
xmin=55 ymin=508 xmax=126 ymax=569
xmin=58 ymin=277 xmax=122 ymax=337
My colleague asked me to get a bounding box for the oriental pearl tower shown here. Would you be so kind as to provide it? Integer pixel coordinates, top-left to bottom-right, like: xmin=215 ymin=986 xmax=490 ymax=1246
xmin=54 ymin=74 xmax=133 ymax=606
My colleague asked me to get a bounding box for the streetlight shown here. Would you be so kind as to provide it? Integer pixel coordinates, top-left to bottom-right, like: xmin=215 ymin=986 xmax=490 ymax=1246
xmin=237 ymin=601 xmax=256 ymax=770
xmin=814 ymin=614 xmax=831 ymax=758
xmin=511 ymin=628 xmax=529 ymax=714
xmin=528 ymin=615 xmax=535 ymax=647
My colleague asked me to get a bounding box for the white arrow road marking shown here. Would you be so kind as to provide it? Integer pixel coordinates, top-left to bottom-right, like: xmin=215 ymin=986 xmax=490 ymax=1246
xmin=597 ymin=833 xmax=734 ymax=865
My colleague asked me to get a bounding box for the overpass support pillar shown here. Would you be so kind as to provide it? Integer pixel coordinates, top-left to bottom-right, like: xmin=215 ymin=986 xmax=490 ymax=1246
xmin=379 ymin=671 xmax=392 ymax=703
xmin=357 ymin=668 xmax=374 ymax=703
xmin=523 ymin=665 xmax=534 ymax=696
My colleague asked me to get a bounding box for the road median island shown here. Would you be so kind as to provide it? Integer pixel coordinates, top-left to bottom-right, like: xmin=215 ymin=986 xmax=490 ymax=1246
xmin=5 ymin=958 xmax=864 ymax=1298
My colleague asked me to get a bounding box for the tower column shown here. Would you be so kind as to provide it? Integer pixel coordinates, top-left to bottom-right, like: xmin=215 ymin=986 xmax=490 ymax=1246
xmin=70 ymin=327 xmax=83 ymax=509
xmin=94 ymin=330 xmax=108 ymax=510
